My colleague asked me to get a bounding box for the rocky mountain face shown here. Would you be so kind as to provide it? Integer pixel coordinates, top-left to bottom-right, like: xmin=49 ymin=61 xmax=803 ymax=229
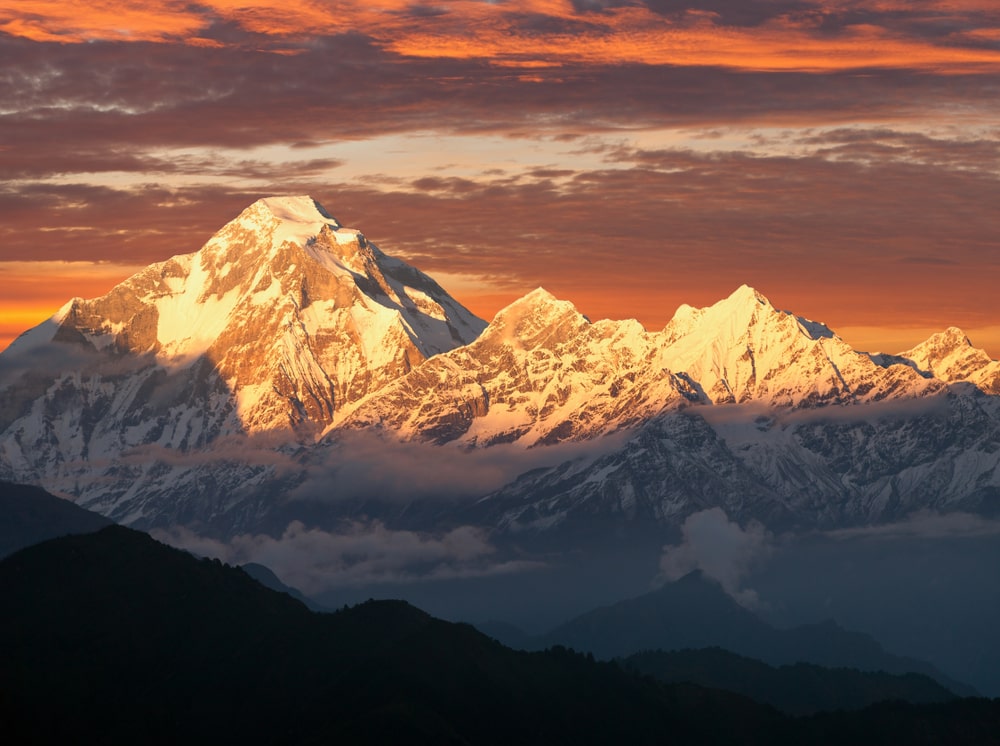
xmin=1 ymin=197 xmax=998 ymax=535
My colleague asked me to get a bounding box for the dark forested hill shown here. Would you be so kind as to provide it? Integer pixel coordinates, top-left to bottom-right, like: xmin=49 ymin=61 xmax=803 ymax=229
xmin=623 ymin=647 xmax=957 ymax=715
xmin=0 ymin=526 xmax=781 ymax=745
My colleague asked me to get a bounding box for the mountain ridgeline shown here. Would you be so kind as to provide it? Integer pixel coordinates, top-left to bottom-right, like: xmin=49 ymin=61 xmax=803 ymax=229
xmin=3 ymin=526 xmax=999 ymax=746
xmin=1 ymin=195 xmax=999 ymax=536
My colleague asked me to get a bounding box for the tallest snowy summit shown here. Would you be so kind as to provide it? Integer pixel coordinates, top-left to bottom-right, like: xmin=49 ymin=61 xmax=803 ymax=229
xmin=4 ymin=196 xmax=487 ymax=447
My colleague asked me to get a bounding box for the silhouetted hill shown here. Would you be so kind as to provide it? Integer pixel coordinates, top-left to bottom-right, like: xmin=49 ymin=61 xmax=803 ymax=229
xmin=0 ymin=526 xmax=783 ymax=745
xmin=0 ymin=480 xmax=111 ymax=557
xmin=624 ymin=647 xmax=957 ymax=715
xmin=532 ymin=571 xmax=976 ymax=696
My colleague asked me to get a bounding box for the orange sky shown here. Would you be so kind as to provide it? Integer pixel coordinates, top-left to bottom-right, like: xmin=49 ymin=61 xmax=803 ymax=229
xmin=1 ymin=0 xmax=998 ymax=357
xmin=5 ymin=1 xmax=1000 ymax=73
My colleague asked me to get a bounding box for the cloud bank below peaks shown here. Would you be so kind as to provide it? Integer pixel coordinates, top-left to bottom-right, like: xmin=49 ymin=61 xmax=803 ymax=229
xmin=153 ymin=520 xmax=541 ymax=596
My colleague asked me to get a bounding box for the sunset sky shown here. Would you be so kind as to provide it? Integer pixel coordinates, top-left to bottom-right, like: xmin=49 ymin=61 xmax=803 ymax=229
xmin=2 ymin=0 xmax=998 ymax=355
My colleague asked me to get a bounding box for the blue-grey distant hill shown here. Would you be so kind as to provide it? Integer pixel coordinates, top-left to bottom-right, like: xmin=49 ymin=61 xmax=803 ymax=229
xmin=480 ymin=571 xmax=976 ymax=698
xmin=0 ymin=480 xmax=111 ymax=558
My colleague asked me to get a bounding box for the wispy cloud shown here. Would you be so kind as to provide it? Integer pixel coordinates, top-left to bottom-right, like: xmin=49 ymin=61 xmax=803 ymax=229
xmin=6 ymin=1 xmax=1000 ymax=73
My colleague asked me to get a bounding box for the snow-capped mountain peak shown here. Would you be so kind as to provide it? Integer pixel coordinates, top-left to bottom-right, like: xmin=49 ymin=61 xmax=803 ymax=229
xmin=727 ymin=283 xmax=771 ymax=307
xmin=895 ymin=327 xmax=1000 ymax=394
xmin=655 ymin=285 xmax=926 ymax=405
xmin=0 ymin=198 xmax=488 ymax=509
xmin=481 ymin=287 xmax=589 ymax=349
xmin=258 ymin=195 xmax=337 ymax=224
xmin=201 ymin=195 xmax=365 ymax=268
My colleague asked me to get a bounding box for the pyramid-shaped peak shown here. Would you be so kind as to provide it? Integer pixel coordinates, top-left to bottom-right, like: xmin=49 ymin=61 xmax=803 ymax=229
xmin=483 ymin=287 xmax=588 ymax=345
xmin=217 ymin=196 xmax=369 ymax=260
xmin=894 ymin=326 xmax=997 ymax=389
xmin=522 ymin=287 xmax=559 ymax=305
xmin=495 ymin=287 xmax=581 ymax=319
xmin=664 ymin=285 xmax=775 ymax=337
xmin=254 ymin=196 xmax=339 ymax=227
xmin=901 ymin=326 xmax=974 ymax=357
xmin=723 ymin=284 xmax=772 ymax=308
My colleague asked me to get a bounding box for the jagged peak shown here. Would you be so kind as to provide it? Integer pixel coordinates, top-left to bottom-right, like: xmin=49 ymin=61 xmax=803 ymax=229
xmin=664 ymin=285 xmax=839 ymax=344
xmin=891 ymin=326 xmax=997 ymax=387
xmin=898 ymin=326 xmax=994 ymax=369
xmin=492 ymin=287 xmax=571 ymax=317
xmin=483 ymin=288 xmax=587 ymax=345
xmin=724 ymin=284 xmax=772 ymax=309
xmin=663 ymin=285 xmax=774 ymax=340
xmin=520 ymin=286 xmax=559 ymax=305
xmin=921 ymin=326 xmax=971 ymax=349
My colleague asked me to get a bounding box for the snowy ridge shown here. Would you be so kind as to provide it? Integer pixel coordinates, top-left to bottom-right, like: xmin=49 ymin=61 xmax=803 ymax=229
xmin=330 ymin=288 xmax=694 ymax=446
xmin=329 ymin=285 xmax=944 ymax=449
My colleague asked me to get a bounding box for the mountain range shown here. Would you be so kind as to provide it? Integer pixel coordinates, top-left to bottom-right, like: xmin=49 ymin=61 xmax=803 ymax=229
xmin=1 ymin=195 xmax=998 ymax=537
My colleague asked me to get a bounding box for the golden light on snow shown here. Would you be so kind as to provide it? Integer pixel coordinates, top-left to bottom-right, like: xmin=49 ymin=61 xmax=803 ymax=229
xmin=1 ymin=1 xmax=998 ymax=358
xmin=0 ymin=262 xmax=143 ymax=352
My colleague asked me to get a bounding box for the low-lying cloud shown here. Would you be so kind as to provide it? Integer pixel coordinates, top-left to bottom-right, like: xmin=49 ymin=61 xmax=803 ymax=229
xmin=823 ymin=510 xmax=1000 ymax=541
xmin=291 ymin=429 xmax=632 ymax=504
xmin=154 ymin=519 xmax=541 ymax=595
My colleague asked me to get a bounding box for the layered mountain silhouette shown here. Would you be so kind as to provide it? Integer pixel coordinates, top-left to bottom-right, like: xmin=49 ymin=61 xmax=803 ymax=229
xmin=478 ymin=571 xmax=975 ymax=697
xmin=3 ymin=525 xmax=998 ymax=745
